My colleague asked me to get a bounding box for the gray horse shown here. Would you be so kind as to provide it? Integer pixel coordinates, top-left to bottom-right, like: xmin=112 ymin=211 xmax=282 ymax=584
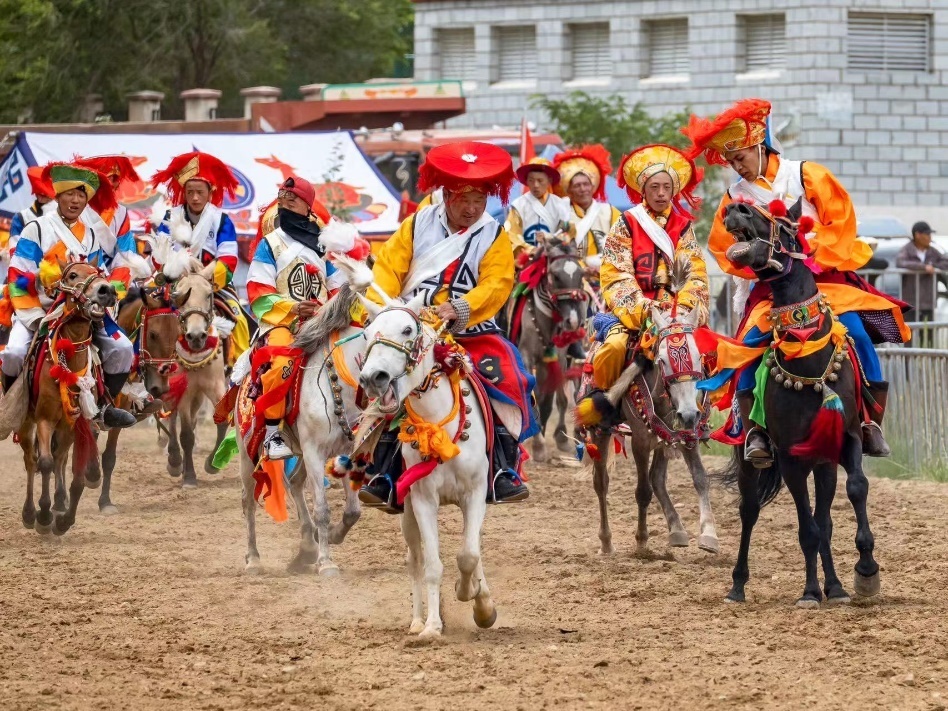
xmin=512 ymin=237 xmax=589 ymax=462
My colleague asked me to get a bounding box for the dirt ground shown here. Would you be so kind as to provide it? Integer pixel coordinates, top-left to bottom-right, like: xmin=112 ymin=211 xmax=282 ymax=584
xmin=1 ymin=422 xmax=946 ymax=711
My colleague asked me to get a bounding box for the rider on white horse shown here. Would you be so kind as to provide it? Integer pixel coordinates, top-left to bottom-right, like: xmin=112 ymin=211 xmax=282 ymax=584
xmin=360 ymin=141 xmax=538 ymax=512
xmin=576 ymin=144 xmax=710 ymax=428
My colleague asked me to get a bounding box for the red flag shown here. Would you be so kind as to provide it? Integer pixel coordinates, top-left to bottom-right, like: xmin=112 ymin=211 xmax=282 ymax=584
xmin=399 ymin=190 xmax=419 ymax=220
xmin=519 ymin=117 xmax=536 ymax=166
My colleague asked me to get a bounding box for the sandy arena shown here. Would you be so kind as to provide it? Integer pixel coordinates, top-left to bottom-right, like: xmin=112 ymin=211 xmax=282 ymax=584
xmin=1 ymin=422 xmax=946 ymax=710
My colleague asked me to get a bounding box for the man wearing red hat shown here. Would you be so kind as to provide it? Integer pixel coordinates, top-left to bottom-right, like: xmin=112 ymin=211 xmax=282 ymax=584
xmin=245 ymin=176 xmax=361 ymax=459
xmin=505 ymin=157 xmax=571 ymax=258
xmin=684 ymin=98 xmax=909 ymax=462
xmin=7 ymin=167 xmax=56 ymax=263
xmin=76 ymin=155 xmax=140 ymax=252
xmin=151 ymin=150 xmax=251 ymax=362
xmin=359 ymin=141 xmax=538 ymax=511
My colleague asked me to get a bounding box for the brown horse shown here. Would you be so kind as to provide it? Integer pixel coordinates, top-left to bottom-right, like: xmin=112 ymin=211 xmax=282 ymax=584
xmin=18 ymin=262 xmax=117 ymax=535
xmin=97 ymin=284 xmax=178 ymax=513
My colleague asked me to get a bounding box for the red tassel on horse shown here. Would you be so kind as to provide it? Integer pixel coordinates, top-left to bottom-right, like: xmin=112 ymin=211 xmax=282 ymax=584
xmin=789 ymin=387 xmax=845 ymax=464
xmin=542 ymin=359 xmax=565 ymax=394
xmin=55 ymin=339 xmax=77 ymax=359
xmin=164 ymin=373 xmax=189 ymax=409
xmin=73 ymin=417 xmax=97 ymax=476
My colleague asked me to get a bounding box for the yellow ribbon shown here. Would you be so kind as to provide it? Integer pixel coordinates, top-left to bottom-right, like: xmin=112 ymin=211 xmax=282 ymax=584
xmin=713 ymin=318 xmax=847 ymax=374
xmin=398 ymin=375 xmax=462 ymax=463
xmin=330 ymin=330 xmax=359 ymax=388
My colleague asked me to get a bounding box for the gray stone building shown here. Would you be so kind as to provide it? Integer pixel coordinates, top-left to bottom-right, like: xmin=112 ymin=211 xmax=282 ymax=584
xmin=413 ymin=0 xmax=948 ymax=227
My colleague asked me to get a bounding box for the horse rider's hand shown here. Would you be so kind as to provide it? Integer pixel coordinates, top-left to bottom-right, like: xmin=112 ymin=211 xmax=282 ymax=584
xmin=434 ymin=302 xmax=458 ymax=323
xmin=292 ymin=301 xmax=319 ymax=319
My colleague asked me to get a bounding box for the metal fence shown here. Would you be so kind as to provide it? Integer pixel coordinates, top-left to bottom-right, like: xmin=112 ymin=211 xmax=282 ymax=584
xmin=875 ymin=348 xmax=948 ymax=476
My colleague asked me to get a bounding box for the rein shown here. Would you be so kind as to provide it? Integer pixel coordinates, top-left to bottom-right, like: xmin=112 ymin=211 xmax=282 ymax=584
xmin=739 ymin=203 xmax=810 ymax=280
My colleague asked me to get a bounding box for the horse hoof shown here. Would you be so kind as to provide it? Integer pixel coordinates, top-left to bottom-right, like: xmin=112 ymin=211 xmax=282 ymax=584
xmin=418 ymin=627 xmax=442 ymax=640
xmin=99 ymin=504 xmax=120 ymax=517
xmin=34 ymin=521 xmax=53 ymax=535
xmin=455 ymin=578 xmax=481 ymax=603
xmin=318 ymin=563 xmax=340 ymax=577
xmin=181 ymin=479 xmax=198 ymax=490
xmin=409 ymin=620 xmax=425 ymax=635
xmin=474 ymin=604 xmax=498 ymax=629
xmin=697 ymin=535 xmax=720 ymax=554
xmin=598 ymin=544 xmax=615 ymax=556
xmin=854 ymin=571 xmax=881 ymax=598
xmin=52 ymin=516 xmax=72 ymax=536
xmin=795 ymin=597 xmax=821 ymax=610
xmin=84 ymin=476 xmax=101 ymax=491
xmin=825 ymin=594 xmax=852 ymax=606
xmin=724 ymin=590 xmax=745 ymax=604
xmin=245 ymin=561 xmax=263 ymax=575
xmin=204 ymin=459 xmax=221 ymax=475
xmin=668 ymin=531 xmax=690 ymax=548
xmin=167 ymin=463 xmax=181 ymax=478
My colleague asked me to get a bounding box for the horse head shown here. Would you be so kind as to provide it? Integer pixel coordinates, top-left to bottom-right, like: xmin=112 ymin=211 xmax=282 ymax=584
xmin=543 ymin=237 xmax=588 ymax=331
xmin=723 ymin=198 xmax=805 ymax=277
xmin=650 ymin=305 xmax=705 ymax=432
xmin=137 ymin=284 xmax=178 ymax=397
xmin=357 ymin=291 xmax=432 ymax=413
xmin=58 ymin=261 xmax=115 ymax=322
xmin=171 ymin=261 xmax=216 ymax=352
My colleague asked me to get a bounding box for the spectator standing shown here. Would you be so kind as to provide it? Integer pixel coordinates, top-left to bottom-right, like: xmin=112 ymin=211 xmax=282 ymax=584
xmin=896 ymin=221 xmax=948 ymax=347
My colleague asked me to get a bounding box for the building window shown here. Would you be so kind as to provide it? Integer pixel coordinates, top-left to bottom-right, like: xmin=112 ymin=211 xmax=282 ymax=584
xmin=738 ymin=14 xmax=786 ymax=72
xmin=438 ymin=28 xmax=477 ymax=82
xmin=642 ymin=19 xmax=689 ymax=78
xmin=568 ymin=23 xmax=611 ymax=81
xmin=847 ymin=12 xmax=932 ymax=72
xmin=494 ymin=26 xmax=538 ymax=83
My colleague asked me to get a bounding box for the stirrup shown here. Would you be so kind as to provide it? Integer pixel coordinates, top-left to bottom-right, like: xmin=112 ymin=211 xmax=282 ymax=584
xmin=358 ymin=473 xmax=402 ymax=513
xmin=743 ymin=427 xmax=773 ymax=468
xmin=489 ymin=469 xmax=530 ymax=504
xmin=861 ymin=421 xmax=891 ymax=458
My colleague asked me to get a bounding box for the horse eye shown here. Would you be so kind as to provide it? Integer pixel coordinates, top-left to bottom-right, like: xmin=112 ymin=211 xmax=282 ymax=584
xmin=69 ymin=271 xmax=78 ymax=279
xmin=402 ymin=326 xmax=413 ymax=337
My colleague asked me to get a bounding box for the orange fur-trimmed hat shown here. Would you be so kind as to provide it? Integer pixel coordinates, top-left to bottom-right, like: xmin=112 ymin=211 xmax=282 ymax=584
xmin=553 ymin=144 xmax=612 ymax=202
xmin=418 ymin=141 xmax=516 ymax=205
xmin=27 ymin=166 xmax=55 ymax=200
xmin=681 ymin=98 xmax=773 ymax=166
xmin=150 ymin=151 xmax=238 ymax=207
xmin=75 ymin=155 xmax=142 ymax=187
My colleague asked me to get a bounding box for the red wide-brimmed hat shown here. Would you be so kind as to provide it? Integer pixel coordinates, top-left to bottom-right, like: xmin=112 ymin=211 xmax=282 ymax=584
xmin=514 ymin=157 xmax=560 ymax=187
xmin=150 ymin=151 xmax=238 ymax=207
xmin=418 ymin=141 xmax=516 ymax=205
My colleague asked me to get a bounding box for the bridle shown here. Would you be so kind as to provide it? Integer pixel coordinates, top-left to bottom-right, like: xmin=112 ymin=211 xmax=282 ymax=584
xmin=655 ymin=322 xmax=704 ymax=387
xmin=544 ymin=249 xmax=589 ymax=308
xmin=138 ymin=303 xmax=180 ymax=374
xmin=730 ymin=201 xmax=809 ymax=280
xmin=57 ymin=263 xmax=109 ymax=318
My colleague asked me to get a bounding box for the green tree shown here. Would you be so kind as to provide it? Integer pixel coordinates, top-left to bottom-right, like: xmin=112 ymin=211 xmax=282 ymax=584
xmin=533 ymin=91 xmax=723 ymax=240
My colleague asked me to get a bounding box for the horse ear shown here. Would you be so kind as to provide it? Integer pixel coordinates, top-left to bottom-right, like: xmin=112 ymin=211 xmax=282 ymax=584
xmin=650 ymin=304 xmax=668 ymax=328
xmin=357 ymin=294 xmax=383 ymax=321
xmin=368 ymin=282 xmax=397 ymax=307
xmin=405 ymin=292 xmax=426 ymax=316
xmin=787 ymin=198 xmax=803 ymax=222
xmin=198 ymin=260 xmax=217 ymax=283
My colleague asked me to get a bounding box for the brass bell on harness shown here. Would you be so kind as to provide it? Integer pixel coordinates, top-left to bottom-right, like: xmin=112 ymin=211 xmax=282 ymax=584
xmin=329 ymin=372 xmax=339 ymax=382
xmin=406 ymin=425 xmax=416 ymax=434
xmin=813 ymin=382 xmax=823 ymax=392
xmin=827 ymin=373 xmax=839 ymax=382
xmin=783 ymin=378 xmax=794 ymax=389
xmin=334 ymin=406 xmax=343 ymax=416
xmin=832 ymin=361 xmax=842 ymax=371
xmin=463 ymin=420 xmax=472 ymax=430
xmin=465 ymin=405 xmax=472 ymax=414
xmin=793 ymin=381 xmax=803 ymax=391
xmin=774 ymin=373 xmax=785 ymax=384
xmin=770 ymin=367 xmax=780 ymax=378
xmin=411 ymin=441 xmax=420 ymax=449
xmin=461 ymin=388 xmax=470 ymax=397
xmin=765 ymin=356 xmax=775 ymax=367
xmin=460 ymin=432 xmax=470 ymax=441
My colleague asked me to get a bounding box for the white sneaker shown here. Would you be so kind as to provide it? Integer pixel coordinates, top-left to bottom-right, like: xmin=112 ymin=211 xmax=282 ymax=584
xmin=264 ymin=429 xmax=292 ymax=460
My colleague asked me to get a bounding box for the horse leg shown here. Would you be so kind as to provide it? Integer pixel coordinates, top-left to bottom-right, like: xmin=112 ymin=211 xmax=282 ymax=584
xmin=591 ymin=429 xmax=614 ymax=555
xmin=841 ymin=433 xmax=880 ymax=597
xmin=34 ymin=420 xmax=55 ymax=534
xmin=298 ymin=437 xmax=337 ymax=576
xmin=784 ymin=464 xmax=823 ymax=608
xmin=532 ymin=388 xmax=553 ymax=464
xmin=54 ymin=430 xmax=83 ymax=536
xmin=53 ymin=436 xmax=69 ymax=514
xmin=204 ymin=416 xmax=228 ymax=473
xmin=553 ymin=385 xmax=572 ymax=454
xmin=410 ymin=493 xmax=444 ymax=639
xmin=455 ymin=495 xmax=485 ymax=600
xmin=726 ymin=454 xmax=762 ymax=603
xmin=632 ymin=445 xmax=653 ymax=551
xmin=166 ymin=411 xmax=182 ymax=477
xmin=329 ymin=473 xmax=362 ymax=545
xmin=239 ymin=442 xmax=262 ymax=573
xmin=401 ymin=501 xmax=426 ymax=634
xmin=649 ymin=448 xmax=689 ymax=548
xmin=179 ymin=404 xmax=198 ymax=488
xmin=98 ymin=428 xmax=121 ymax=515
xmin=814 ymin=462 xmax=849 ymax=604
xmin=682 ymin=446 xmax=719 ymax=553
xmin=20 ymin=425 xmax=37 ymax=529
xmin=286 ymin=465 xmax=321 ymax=573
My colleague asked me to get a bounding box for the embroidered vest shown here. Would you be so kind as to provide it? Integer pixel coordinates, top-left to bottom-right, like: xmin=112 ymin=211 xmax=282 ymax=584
xmin=410 ymin=205 xmax=502 ymax=335
xmin=264 ymin=229 xmax=328 ymax=304
xmin=621 ymin=210 xmax=691 ymax=299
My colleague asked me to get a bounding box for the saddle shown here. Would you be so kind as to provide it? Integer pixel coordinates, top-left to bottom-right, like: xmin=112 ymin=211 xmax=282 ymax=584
xmin=26 ymin=319 xmax=105 ymax=421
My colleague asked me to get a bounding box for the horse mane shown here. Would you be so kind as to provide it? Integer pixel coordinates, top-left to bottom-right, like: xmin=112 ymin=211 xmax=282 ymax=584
xmin=293 ymin=283 xmax=359 ymax=354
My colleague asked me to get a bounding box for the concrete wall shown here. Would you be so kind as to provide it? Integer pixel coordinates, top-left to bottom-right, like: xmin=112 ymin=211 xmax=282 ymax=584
xmin=414 ymin=0 xmax=948 ymax=227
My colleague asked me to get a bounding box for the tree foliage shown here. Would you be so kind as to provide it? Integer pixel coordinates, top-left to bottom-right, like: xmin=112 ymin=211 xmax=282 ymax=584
xmin=0 ymin=0 xmax=413 ymax=123
xmin=534 ymin=91 xmax=724 ymax=240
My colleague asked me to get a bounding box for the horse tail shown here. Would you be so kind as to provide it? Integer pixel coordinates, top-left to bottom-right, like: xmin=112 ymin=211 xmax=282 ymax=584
xmin=717 ymin=446 xmax=783 ymax=508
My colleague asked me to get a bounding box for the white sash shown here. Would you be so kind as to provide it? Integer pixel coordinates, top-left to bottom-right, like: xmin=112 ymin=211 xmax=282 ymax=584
xmin=523 ymin=192 xmax=556 ymax=231
xmin=175 ymin=204 xmax=222 ymax=250
xmin=573 ymin=202 xmax=604 ymax=248
xmin=80 ymin=206 xmax=116 ymax=256
xmin=627 ymin=204 xmax=675 ymax=264
xmin=47 ymin=214 xmax=90 ymax=257
xmin=400 ymin=208 xmax=496 ymax=298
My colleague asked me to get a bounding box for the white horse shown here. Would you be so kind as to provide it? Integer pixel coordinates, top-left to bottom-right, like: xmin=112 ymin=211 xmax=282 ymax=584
xmin=358 ymin=293 xmax=498 ymax=639
xmin=236 ymin=258 xmax=369 ymax=575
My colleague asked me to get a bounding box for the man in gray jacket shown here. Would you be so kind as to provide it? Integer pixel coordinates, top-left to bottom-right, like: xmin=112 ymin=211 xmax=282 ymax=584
xmin=896 ymin=221 xmax=948 ymax=346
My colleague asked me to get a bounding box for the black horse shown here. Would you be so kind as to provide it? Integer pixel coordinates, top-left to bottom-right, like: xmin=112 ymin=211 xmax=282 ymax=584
xmin=720 ymin=198 xmax=880 ymax=608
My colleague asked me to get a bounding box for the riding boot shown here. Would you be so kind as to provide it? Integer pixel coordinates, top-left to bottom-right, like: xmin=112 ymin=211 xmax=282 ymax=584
xmin=490 ymin=426 xmax=529 ymax=504
xmin=862 ymin=381 xmax=891 ymax=457
xmin=100 ymin=373 xmax=138 ymax=429
xmin=358 ymin=431 xmax=405 ymax=513
xmin=736 ymin=388 xmax=773 ymax=468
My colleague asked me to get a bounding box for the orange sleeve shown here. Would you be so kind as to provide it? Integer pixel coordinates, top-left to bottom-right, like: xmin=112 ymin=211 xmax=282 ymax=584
xmin=801 ymin=161 xmax=871 ymax=272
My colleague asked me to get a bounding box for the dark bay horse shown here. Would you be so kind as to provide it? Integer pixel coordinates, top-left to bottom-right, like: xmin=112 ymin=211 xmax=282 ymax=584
xmin=720 ymin=198 xmax=880 ymax=607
